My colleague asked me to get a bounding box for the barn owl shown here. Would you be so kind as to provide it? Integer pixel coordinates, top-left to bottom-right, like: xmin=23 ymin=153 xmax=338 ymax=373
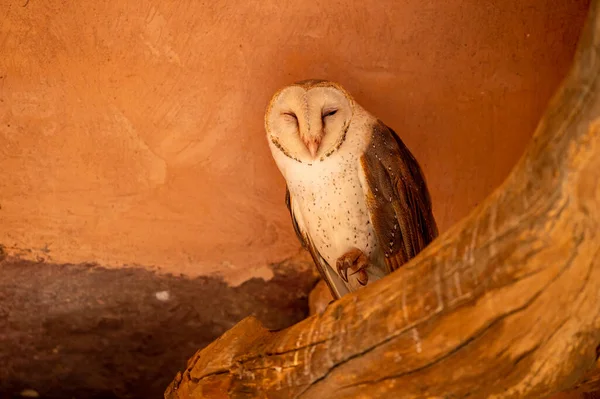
xmin=265 ymin=79 xmax=438 ymax=299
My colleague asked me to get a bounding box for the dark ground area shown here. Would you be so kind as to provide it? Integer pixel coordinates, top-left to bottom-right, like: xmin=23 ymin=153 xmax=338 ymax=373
xmin=0 ymin=255 xmax=318 ymax=399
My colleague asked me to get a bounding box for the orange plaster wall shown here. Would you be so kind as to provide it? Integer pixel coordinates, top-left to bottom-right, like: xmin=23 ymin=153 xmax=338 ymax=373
xmin=0 ymin=0 xmax=589 ymax=283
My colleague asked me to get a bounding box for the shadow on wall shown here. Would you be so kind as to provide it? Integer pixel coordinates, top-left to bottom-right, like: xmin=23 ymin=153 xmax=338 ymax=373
xmin=0 ymin=255 xmax=318 ymax=399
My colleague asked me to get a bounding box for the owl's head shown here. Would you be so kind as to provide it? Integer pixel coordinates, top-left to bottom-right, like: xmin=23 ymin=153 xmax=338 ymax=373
xmin=265 ymin=80 xmax=355 ymax=162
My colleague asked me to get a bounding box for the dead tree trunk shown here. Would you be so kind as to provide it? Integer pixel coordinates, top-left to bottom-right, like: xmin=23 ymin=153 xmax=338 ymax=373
xmin=165 ymin=1 xmax=600 ymax=397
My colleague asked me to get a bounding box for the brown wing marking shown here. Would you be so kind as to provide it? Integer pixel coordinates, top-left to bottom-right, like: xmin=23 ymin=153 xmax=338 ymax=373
xmin=360 ymin=121 xmax=439 ymax=273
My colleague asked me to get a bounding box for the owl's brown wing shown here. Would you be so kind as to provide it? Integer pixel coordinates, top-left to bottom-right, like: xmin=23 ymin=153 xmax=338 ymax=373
xmin=359 ymin=121 xmax=439 ymax=273
xmin=285 ymin=186 xmax=349 ymax=299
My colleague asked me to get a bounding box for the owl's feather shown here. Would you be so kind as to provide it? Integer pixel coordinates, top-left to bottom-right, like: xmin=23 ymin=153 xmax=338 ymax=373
xmin=360 ymin=121 xmax=438 ymax=273
xmin=285 ymin=187 xmax=350 ymax=299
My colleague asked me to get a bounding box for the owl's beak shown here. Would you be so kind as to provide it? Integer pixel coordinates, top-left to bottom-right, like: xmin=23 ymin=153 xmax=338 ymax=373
xmin=305 ymin=138 xmax=321 ymax=158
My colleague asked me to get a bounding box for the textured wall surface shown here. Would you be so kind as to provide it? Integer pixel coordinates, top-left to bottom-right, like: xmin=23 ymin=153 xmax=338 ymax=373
xmin=0 ymin=0 xmax=589 ymax=282
xmin=0 ymin=0 xmax=591 ymax=398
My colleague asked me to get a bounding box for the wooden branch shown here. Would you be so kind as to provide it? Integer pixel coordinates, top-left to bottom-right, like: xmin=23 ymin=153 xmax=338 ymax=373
xmin=165 ymin=1 xmax=600 ymax=397
xmin=571 ymin=359 xmax=600 ymax=393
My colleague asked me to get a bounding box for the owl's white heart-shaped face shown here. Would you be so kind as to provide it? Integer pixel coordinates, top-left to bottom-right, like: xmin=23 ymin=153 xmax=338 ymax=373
xmin=265 ymin=80 xmax=355 ymax=163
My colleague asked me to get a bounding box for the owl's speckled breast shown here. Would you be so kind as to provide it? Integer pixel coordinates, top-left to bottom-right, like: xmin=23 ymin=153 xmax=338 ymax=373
xmin=287 ymin=152 xmax=379 ymax=274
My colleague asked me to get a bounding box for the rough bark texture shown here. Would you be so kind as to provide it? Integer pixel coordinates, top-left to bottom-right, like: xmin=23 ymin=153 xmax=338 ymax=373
xmin=571 ymin=360 xmax=600 ymax=394
xmin=164 ymin=1 xmax=600 ymax=398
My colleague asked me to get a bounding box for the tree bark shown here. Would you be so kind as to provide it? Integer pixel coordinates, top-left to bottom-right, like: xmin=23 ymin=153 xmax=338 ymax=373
xmin=165 ymin=1 xmax=600 ymax=398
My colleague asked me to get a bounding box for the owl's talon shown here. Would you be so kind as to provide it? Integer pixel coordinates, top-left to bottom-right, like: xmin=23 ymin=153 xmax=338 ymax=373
xmin=336 ymin=248 xmax=370 ymax=286
xmin=336 ymin=259 xmax=349 ymax=282
xmin=356 ymin=269 xmax=368 ymax=286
